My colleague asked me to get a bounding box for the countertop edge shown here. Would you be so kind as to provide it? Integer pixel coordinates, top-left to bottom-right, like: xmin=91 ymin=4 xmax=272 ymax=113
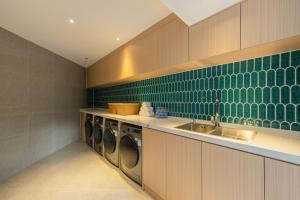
xmin=80 ymin=109 xmax=300 ymax=165
xmin=149 ymin=124 xmax=300 ymax=165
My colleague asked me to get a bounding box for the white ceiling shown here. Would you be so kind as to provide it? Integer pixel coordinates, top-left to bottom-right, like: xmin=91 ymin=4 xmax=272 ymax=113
xmin=0 ymin=0 xmax=242 ymax=68
xmin=0 ymin=0 xmax=171 ymax=67
xmin=160 ymin=0 xmax=242 ymax=26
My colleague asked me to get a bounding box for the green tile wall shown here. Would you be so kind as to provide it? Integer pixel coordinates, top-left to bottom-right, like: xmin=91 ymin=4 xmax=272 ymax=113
xmin=88 ymin=50 xmax=300 ymax=131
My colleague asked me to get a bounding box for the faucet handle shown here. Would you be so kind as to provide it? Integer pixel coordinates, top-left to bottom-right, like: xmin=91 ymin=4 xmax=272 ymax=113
xmin=215 ymin=113 xmax=221 ymax=124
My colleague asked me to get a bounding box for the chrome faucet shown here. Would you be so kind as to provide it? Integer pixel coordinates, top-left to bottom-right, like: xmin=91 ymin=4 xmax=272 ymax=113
xmin=191 ymin=114 xmax=197 ymax=124
xmin=190 ymin=114 xmax=197 ymax=129
xmin=211 ymin=98 xmax=221 ymax=129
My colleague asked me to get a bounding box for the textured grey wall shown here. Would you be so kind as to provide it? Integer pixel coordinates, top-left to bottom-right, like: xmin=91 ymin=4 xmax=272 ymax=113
xmin=0 ymin=27 xmax=86 ymax=182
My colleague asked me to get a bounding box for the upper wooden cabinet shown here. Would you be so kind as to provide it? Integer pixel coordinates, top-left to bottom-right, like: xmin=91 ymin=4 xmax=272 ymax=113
xmin=241 ymin=0 xmax=300 ymax=48
xmin=202 ymin=142 xmax=264 ymax=200
xmin=86 ymin=14 xmax=188 ymax=88
xmin=189 ymin=4 xmax=241 ymax=61
xmin=265 ymin=158 xmax=300 ymax=200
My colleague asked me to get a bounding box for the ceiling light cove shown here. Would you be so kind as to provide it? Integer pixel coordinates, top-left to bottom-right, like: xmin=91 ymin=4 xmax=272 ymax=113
xmin=69 ymin=19 xmax=75 ymax=24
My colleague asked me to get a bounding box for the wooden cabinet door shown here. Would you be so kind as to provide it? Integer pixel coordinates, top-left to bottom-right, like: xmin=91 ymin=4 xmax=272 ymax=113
xmin=241 ymin=0 xmax=300 ymax=48
xmin=156 ymin=18 xmax=189 ymax=70
xmin=86 ymin=14 xmax=188 ymax=88
xmin=80 ymin=112 xmax=86 ymax=142
xmin=202 ymin=142 xmax=264 ymax=200
xmin=166 ymin=134 xmax=202 ymax=200
xmin=266 ymin=158 xmax=300 ymax=200
xmin=189 ymin=4 xmax=241 ymax=61
xmin=142 ymin=128 xmax=166 ymax=199
xmin=137 ymin=15 xmax=189 ymax=73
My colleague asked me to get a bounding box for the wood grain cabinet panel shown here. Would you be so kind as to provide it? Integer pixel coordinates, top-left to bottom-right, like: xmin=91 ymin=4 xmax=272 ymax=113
xmin=265 ymin=158 xmax=300 ymax=200
xmin=202 ymin=142 xmax=264 ymax=200
xmin=86 ymin=14 xmax=188 ymax=88
xmin=241 ymin=0 xmax=300 ymax=48
xmin=156 ymin=18 xmax=189 ymax=70
xmin=142 ymin=128 xmax=166 ymax=200
xmin=189 ymin=4 xmax=241 ymax=61
xmin=165 ymin=134 xmax=202 ymax=200
xmin=142 ymin=128 xmax=202 ymax=200
xmin=80 ymin=112 xmax=86 ymax=142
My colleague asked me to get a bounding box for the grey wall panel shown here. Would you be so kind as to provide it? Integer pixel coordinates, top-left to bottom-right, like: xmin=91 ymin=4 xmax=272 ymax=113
xmin=0 ymin=27 xmax=86 ymax=182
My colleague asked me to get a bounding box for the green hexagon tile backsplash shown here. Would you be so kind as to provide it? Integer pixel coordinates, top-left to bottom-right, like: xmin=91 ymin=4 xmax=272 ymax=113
xmin=87 ymin=49 xmax=300 ymax=131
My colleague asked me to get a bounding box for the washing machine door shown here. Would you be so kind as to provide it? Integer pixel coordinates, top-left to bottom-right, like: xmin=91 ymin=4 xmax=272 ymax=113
xmin=104 ymin=128 xmax=116 ymax=154
xmin=93 ymin=124 xmax=102 ymax=144
xmin=120 ymin=135 xmax=139 ymax=169
xmin=85 ymin=120 xmax=93 ymax=138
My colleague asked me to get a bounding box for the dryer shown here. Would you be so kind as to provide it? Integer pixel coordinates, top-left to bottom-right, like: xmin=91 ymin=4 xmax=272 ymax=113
xmin=103 ymin=119 xmax=119 ymax=167
xmin=85 ymin=114 xmax=93 ymax=148
xmin=119 ymin=123 xmax=142 ymax=185
xmin=93 ymin=116 xmax=103 ymax=155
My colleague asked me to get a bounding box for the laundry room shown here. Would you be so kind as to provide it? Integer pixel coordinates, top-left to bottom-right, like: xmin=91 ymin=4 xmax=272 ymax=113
xmin=0 ymin=0 xmax=300 ymax=200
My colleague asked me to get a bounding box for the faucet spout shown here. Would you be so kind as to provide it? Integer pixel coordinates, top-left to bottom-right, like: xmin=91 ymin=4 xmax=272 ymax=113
xmin=212 ymin=98 xmax=221 ymax=129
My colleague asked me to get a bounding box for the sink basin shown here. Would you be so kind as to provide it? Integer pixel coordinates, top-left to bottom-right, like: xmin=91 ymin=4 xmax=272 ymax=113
xmin=175 ymin=123 xmax=257 ymax=142
xmin=211 ymin=127 xmax=257 ymax=141
xmin=175 ymin=123 xmax=215 ymax=134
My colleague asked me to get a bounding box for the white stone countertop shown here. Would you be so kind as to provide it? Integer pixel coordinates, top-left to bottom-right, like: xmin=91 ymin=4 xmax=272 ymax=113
xmin=80 ymin=108 xmax=300 ymax=165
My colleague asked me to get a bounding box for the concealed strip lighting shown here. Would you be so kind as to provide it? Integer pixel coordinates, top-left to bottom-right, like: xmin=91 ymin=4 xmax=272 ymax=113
xmin=69 ymin=19 xmax=75 ymax=24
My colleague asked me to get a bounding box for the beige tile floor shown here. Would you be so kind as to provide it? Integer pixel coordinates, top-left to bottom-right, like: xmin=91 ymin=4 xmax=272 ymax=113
xmin=0 ymin=141 xmax=152 ymax=200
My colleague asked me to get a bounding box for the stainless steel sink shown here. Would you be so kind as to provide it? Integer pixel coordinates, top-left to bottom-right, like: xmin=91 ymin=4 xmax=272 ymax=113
xmin=175 ymin=123 xmax=257 ymax=142
xmin=175 ymin=123 xmax=215 ymax=134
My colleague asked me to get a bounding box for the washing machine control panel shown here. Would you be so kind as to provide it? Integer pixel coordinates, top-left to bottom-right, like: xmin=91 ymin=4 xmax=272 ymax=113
xmin=94 ymin=116 xmax=103 ymax=125
xmin=105 ymin=119 xmax=118 ymax=129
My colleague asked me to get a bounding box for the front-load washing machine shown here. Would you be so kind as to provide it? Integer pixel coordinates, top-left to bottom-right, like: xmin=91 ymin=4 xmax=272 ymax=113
xmin=119 ymin=123 xmax=142 ymax=185
xmin=93 ymin=116 xmax=103 ymax=155
xmin=103 ymin=119 xmax=119 ymax=167
xmin=85 ymin=114 xmax=93 ymax=148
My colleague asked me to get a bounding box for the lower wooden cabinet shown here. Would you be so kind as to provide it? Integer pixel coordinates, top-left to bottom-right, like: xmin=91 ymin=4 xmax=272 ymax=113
xmin=202 ymin=142 xmax=264 ymax=200
xmin=265 ymin=158 xmax=300 ymax=200
xmin=165 ymin=133 xmax=202 ymax=200
xmin=143 ymin=128 xmax=299 ymax=200
xmin=143 ymin=128 xmax=166 ymax=200
xmin=79 ymin=112 xmax=86 ymax=142
xmin=142 ymin=128 xmax=202 ymax=200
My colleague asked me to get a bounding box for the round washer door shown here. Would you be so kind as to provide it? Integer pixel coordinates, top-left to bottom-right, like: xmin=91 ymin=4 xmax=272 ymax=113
xmin=120 ymin=135 xmax=139 ymax=168
xmin=85 ymin=120 xmax=93 ymax=138
xmin=103 ymin=128 xmax=116 ymax=154
xmin=93 ymin=124 xmax=102 ymax=144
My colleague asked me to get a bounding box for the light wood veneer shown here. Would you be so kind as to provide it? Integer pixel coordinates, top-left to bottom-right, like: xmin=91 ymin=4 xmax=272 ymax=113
xmin=241 ymin=0 xmax=300 ymax=48
xmin=165 ymin=133 xmax=202 ymax=200
xmin=265 ymin=158 xmax=300 ymax=200
xmin=87 ymin=14 xmax=188 ymax=88
xmin=202 ymin=142 xmax=264 ymax=200
xmin=189 ymin=4 xmax=241 ymax=61
xmin=142 ymin=128 xmax=203 ymax=200
xmin=143 ymin=128 xmax=167 ymax=199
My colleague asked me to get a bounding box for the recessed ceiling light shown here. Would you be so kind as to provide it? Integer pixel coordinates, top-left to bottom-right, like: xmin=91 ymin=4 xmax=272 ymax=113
xmin=69 ymin=19 xmax=75 ymax=24
xmin=116 ymin=37 xmax=120 ymax=41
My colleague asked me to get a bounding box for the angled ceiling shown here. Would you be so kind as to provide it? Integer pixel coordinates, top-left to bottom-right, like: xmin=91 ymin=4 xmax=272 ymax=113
xmin=0 ymin=0 xmax=243 ymax=68
xmin=0 ymin=0 xmax=171 ymax=67
xmin=160 ymin=0 xmax=242 ymax=26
